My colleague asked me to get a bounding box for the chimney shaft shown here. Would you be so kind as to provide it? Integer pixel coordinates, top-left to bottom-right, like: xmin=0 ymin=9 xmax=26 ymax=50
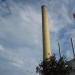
xmin=41 ymin=5 xmax=51 ymax=60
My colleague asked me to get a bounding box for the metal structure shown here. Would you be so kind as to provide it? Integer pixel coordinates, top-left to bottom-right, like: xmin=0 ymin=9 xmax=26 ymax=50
xmin=71 ymin=38 xmax=75 ymax=59
xmin=58 ymin=42 xmax=61 ymax=58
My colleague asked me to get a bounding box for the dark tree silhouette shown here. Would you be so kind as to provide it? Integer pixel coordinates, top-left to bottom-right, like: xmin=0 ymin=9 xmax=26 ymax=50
xmin=36 ymin=55 xmax=72 ymax=75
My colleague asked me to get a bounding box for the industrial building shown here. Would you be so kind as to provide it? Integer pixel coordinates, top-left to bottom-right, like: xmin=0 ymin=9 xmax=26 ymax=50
xmin=41 ymin=5 xmax=75 ymax=75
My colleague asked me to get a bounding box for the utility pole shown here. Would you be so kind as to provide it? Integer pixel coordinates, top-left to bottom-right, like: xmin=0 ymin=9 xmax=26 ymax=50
xmin=58 ymin=42 xmax=61 ymax=58
xmin=70 ymin=38 xmax=75 ymax=59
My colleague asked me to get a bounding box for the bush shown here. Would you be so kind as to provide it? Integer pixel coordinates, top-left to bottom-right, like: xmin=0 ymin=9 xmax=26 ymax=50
xmin=36 ymin=55 xmax=72 ymax=75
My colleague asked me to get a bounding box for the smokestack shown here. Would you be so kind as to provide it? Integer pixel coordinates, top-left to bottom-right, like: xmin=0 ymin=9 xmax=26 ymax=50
xmin=41 ymin=5 xmax=52 ymax=61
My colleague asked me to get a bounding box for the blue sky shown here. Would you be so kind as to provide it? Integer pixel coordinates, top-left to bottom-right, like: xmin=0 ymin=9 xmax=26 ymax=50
xmin=0 ymin=0 xmax=75 ymax=75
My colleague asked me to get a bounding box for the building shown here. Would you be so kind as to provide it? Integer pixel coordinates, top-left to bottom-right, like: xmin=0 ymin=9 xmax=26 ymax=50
xmin=41 ymin=5 xmax=75 ymax=75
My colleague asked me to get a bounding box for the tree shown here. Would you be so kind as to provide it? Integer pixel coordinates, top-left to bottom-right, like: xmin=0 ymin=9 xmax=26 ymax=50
xmin=36 ymin=55 xmax=72 ymax=75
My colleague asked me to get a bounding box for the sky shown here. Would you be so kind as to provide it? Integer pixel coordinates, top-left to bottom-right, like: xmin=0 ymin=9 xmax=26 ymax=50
xmin=0 ymin=0 xmax=75 ymax=75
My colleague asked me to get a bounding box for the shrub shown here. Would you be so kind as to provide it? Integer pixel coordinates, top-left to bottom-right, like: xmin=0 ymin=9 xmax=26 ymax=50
xmin=36 ymin=55 xmax=72 ymax=75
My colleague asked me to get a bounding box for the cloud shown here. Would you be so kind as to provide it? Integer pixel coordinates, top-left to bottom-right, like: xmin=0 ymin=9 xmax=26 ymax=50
xmin=0 ymin=45 xmax=40 ymax=75
xmin=0 ymin=1 xmax=42 ymax=74
xmin=0 ymin=0 xmax=75 ymax=75
xmin=0 ymin=44 xmax=4 ymax=51
xmin=0 ymin=4 xmax=42 ymax=48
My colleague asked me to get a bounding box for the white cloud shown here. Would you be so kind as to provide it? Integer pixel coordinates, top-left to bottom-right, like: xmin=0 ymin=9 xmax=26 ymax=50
xmin=0 ymin=0 xmax=75 ymax=75
xmin=0 ymin=44 xmax=4 ymax=51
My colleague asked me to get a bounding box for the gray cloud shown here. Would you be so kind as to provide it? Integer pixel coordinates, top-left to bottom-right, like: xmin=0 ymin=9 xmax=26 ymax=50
xmin=0 ymin=0 xmax=75 ymax=75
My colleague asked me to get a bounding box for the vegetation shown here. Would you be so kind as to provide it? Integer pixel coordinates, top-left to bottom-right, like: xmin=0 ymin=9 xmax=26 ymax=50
xmin=36 ymin=55 xmax=72 ymax=75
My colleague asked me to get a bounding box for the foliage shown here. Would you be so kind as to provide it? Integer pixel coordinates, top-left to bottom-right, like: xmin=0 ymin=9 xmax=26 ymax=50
xmin=36 ymin=55 xmax=72 ymax=75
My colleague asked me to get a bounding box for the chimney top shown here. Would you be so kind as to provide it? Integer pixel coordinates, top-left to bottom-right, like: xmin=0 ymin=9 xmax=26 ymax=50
xmin=41 ymin=5 xmax=48 ymax=8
